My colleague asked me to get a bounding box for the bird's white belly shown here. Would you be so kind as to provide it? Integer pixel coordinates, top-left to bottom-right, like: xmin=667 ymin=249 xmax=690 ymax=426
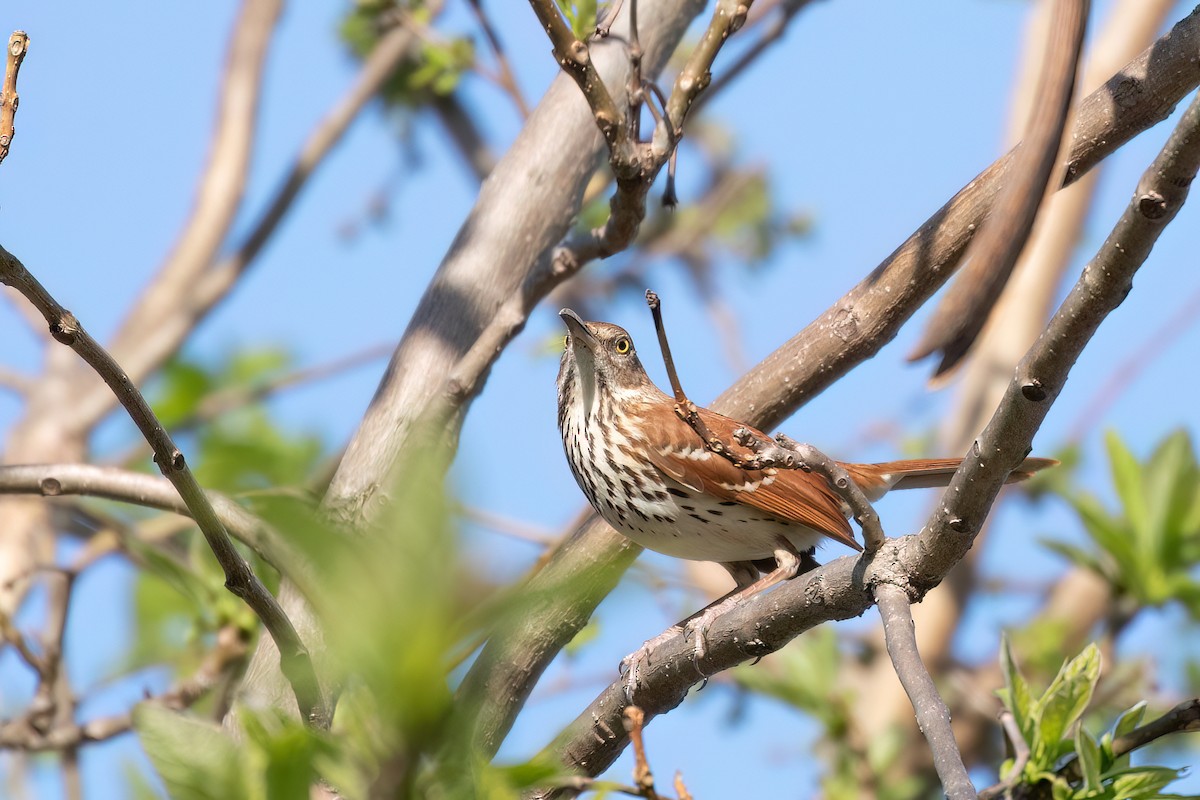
xmin=561 ymin=399 xmax=826 ymax=563
xmin=606 ymin=480 xmax=826 ymax=562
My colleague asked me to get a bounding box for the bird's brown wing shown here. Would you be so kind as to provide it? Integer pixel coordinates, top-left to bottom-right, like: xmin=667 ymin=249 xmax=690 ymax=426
xmin=642 ymin=407 xmax=861 ymax=552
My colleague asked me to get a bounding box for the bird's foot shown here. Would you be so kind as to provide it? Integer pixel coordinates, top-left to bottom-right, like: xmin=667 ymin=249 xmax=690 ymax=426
xmin=618 ymin=625 xmax=687 ymax=704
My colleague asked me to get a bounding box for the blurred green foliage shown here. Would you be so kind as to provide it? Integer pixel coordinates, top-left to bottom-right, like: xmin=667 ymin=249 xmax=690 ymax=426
xmin=341 ymin=1 xmax=474 ymax=106
xmin=1044 ymin=430 xmax=1200 ymax=616
xmin=555 ymin=0 xmax=598 ymax=40
xmin=134 ymin=453 xmax=576 ymax=798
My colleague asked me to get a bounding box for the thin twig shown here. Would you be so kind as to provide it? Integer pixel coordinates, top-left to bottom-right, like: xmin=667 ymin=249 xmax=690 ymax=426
xmin=526 ymin=0 xmax=624 ymax=150
xmin=550 ymin=0 xmax=754 ymax=270
xmin=875 ymin=583 xmax=977 ymax=800
xmin=0 ymin=246 xmax=327 ymax=728
xmin=978 ymin=711 xmax=1030 ymax=800
xmin=466 ymin=0 xmax=530 ymax=116
xmin=698 ymin=0 xmax=814 ymax=109
xmin=0 ymin=625 xmax=248 ymax=751
xmin=624 ymin=706 xmax=660 ymax=799
xmin=0 ymin=462 xmax=304 ymax=584
xmin=0 ymin=31 xmax=29 ymax=166
xmin=1059 ymin=698 xmax=1200 ymax=785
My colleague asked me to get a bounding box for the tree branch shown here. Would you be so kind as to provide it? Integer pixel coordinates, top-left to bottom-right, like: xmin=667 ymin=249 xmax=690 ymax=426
xmin=0 ymin=624 xmax=248 ymax=752
xmin=76 ymin=14 xmax=421 ymax=428
xmin=911 ymin=0 xmax=1089 ymax=376
xmin=0 ymin=245 xmax=327 ymax=728
xmin=0 ymin=463 xmax=303 ymax=584
xmin=531 ymin=85 xmax=1200 ymax=787
xmin=102 ymin=0 xmax=282 ymax=380
xmin=1059 ymin=698 xmax=1200 ymax=785
xmin=875 ymin=583 xmax=976 ymax=800
xmin=0 ymin=30 xmax=30 ymax=166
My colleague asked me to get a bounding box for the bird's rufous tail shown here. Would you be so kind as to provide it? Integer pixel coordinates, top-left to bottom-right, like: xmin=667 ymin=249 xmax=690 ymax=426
xmin=840 ymin=456 xmax=1057 ymax=500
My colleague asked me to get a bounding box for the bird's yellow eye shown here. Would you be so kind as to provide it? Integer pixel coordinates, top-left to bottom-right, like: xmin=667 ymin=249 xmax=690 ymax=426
xmin=614 ymin=337 xmax=631 ymax=354
xmin=563 ymin=334 xmax=569 ymax=350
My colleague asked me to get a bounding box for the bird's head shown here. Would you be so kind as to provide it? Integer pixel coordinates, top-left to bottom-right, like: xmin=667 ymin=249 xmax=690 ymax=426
xmin=557 ymin=309 xmax=656 ymax=416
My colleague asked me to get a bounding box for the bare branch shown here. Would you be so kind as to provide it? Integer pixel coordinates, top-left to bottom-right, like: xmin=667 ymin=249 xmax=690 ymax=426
xmin=0 ymin=31 xmax=30 ymax=166
xmin=699 ymin=0 xmax=816 ymax=107
xmin=978 ymin=712 xmax=1031 ymax=800
xmin=103 ymin=0 xmax=282 ymax=375
xmin=875 ymin=583 xmax=976 ymax=800
xmin=77 ymin=16 xmax=420 ymax=428
xmin=0 ymin=625 xmax=248 ymax=752
xmin=911 ymin=0 xmax=1089 ymax=376
xmin=529 ymin=85 xmax=1200 ymax=787
xmin=526 ymin=0 xmax=624 ymax=150
xmin=555 ymin=0 xmax=753 ymax=269
xmin=0 ymin=463 xmax=303 ymax=582
xmin=0 ymin=245 xmax=326 ymax=728
xmin=466 ymin=0 xmax=530 ymax=117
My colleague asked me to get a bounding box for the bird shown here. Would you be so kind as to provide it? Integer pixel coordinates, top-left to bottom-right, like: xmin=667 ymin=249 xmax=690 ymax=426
xmin=556 ymin=307 xmax=1054 ymax=695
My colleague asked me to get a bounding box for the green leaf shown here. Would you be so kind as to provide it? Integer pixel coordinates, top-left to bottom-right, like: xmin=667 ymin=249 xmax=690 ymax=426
xmin=1112 ymin=700 xmax=1148 ymax=739
xmin=241 ymin=713 xmax=327 ymax=800
xmin=1108 ymin=766 xmax=1184 ymax=798
xmin=134 ymin=705 xmax=253 ymax=800
xmin=556 ymin=0 xmax=598 ymax=39
xmin=1067 ymin=493 xmax=1135 ymax=571
xmin=1107 ymin=430 xmax=1151 ymax=542
xmin=1075 ymin=726 xmax=1102 ymax=792
xmin=1000 ymin=636 xmax=1036 ymax=745
xmin=1036 ymin=644 xmax=1101 ymax=759
xmin=1042 ymin=539 xmax=1109 ymax=576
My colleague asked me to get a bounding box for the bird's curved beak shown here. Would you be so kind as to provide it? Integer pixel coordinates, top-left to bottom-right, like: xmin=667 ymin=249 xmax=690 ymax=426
xmin=559 ymin=308 xmax=598 ymax=352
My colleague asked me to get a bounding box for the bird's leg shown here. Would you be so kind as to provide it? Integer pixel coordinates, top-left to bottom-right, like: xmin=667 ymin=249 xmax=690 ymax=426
xmin=620 ymin=543 xmax=803 ymax=702
xmin=683 ymin=541 xmax=801 ymax=660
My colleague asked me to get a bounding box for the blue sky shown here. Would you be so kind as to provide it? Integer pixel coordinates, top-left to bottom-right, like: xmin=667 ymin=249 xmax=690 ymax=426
xmin=2 ymin=1 xmax=1199 ymax=797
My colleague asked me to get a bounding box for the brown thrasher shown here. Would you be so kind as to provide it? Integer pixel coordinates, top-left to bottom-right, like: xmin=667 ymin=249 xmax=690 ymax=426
xmin=556 ymin=308 xmax=1053 ymax=693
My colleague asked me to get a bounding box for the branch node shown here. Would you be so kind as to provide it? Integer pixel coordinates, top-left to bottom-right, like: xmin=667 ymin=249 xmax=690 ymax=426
xmin=1020 ymin=380 xmax=1048 ymax=402
xmin=1137 ymin=191 xmax=1168 ymax=219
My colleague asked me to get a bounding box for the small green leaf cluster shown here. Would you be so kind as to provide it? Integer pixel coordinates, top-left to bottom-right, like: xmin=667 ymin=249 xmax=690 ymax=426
xmin=998 ymin=640 xmax=1190 ymax=799
xmin=555 ymin=0 xmax=598 ymax=41
xmin=341 ymin=2 xmax=474 ymax=106
xmin=1044 ymin=430 xmax=1200 ymax=615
